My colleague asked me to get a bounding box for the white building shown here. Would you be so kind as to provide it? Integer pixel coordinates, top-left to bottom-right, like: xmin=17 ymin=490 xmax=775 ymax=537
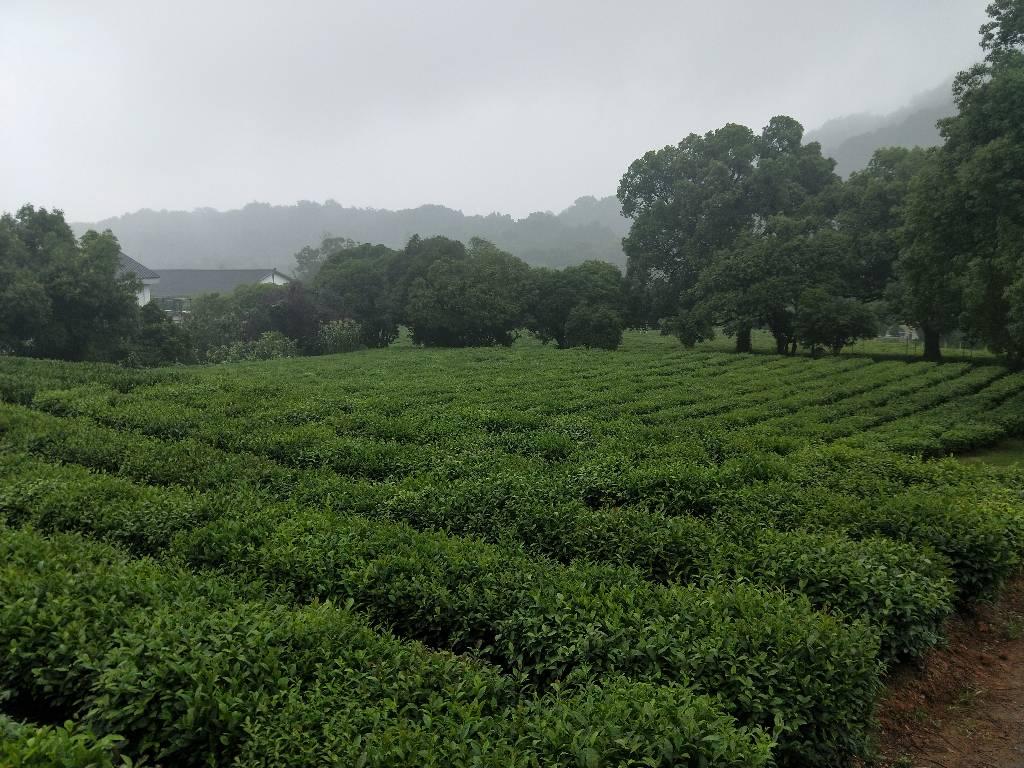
xmin=117 ymin=253 xmax=161 ymax=305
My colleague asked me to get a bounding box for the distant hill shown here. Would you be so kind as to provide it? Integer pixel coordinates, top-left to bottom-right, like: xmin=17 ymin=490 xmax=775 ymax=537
xmin=73 ymin=196 xmax=631 ymax=273
xmin=74 ymin=81 xmax=963 ymax=272
xmin=808 ymin=81 xmax=956 ymax=176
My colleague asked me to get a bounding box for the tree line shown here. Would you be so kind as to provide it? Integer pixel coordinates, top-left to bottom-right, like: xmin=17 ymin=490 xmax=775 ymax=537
xmin=183 ymin=233 xmax=628 ymax=360
xmin=0 ymin=208 xmax=628 ymax=365
xmin=3 ymin=1 xmax=1021 ymax=365
xmin=622 ymin=0 xmax=1024 ymax=363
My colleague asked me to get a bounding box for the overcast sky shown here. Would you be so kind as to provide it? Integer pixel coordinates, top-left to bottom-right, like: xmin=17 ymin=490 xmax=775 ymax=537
xmin=1 ymin=0 xmax=991 ymax=222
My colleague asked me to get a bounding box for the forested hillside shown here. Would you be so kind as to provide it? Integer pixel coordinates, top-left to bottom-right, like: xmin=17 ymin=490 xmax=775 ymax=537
xmin=808 ymin=81 xmax=955 ymax=176
xmin=71 ymin=84 xmax=961 ymax=273
xmin=71 ymin=196 xmax=629 ymax=271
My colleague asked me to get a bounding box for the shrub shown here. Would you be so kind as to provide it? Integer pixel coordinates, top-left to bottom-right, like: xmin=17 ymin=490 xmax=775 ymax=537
xmin=795 ymin=289 xmax=878 ymax=356
xmin=563 ymin=303 xmax=624 ymax=349
xmin=0 ymin=527 xmax=772 ymax=768
xmin=206 ymin=331 xmax=299 ymax=363
xmin=315 ymin=319 xmax=365 ymax=354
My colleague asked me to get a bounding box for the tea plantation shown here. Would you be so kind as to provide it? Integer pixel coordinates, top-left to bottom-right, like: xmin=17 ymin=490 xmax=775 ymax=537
xmin=2 ymin=333 xmax=1023 ymax=767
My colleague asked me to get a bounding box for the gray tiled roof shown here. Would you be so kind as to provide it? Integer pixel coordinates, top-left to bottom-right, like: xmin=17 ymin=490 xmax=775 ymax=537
xmin=151 ymin=269 xmax=290 ymax=299
xmin=117 ymin=252 xmax=160 ymax=281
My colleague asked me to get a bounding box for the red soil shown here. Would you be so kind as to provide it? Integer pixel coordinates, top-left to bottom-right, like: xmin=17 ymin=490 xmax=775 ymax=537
xmin=871 ymin=576 xmax=1024 ymax=767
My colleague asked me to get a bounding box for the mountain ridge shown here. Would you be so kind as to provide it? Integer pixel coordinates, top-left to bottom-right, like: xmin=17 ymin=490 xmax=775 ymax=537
xmin=72 ymin=196 xmax=631 ymax=272
xmin=807 ymin=80 xmax=956 ymax=176
xmin=73 ymin=81 xmax=961 ymax=272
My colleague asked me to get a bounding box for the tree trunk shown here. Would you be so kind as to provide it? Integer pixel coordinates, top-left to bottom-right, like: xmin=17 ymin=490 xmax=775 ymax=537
xmin=922 ymin=328 xmax=942 ymax=362
xmin=735 ymin=325 xmax=753 ymax=353
xmin=789 ymin=339 xmax=798 ymax=356
xmin=774 ymin=334 xmax=788 ymax=355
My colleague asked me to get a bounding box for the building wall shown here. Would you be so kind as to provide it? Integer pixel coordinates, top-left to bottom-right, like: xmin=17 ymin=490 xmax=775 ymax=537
xmin=136 ymin=279 xmax=158 ymax=306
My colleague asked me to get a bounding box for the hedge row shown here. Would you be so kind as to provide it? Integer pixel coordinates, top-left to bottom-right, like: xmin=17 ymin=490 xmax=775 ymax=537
xmin=736 ymin=360 xmax=968 ymax=441
xmin=3 ymin=398 xmax=1016 ymax=604
xmin=379 ymin=473 xmax=953 ymax=660
xmin=0 ymin=456 xmax=881 ymax=767
xmin=840 ymin=373 xmax=1024 ymax=456
xmin=20 ymin=358 xmax=1020 ymax=486
xmin=708 ymin=481 xmax=1024 ymax=600
xmin=0 ymin=526 xmax=773 ymax=768
xmin=0 ymin=356 xmax=178 ymax=406
xmin=20 ymin=355 xmax=880 ymax=468
xmin=0 ymin=406 xmax=954 ymax=661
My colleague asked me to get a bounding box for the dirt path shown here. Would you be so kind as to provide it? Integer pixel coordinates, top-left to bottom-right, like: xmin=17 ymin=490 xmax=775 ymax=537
xmin=873 ymin=576 xmax=1024 ymax=767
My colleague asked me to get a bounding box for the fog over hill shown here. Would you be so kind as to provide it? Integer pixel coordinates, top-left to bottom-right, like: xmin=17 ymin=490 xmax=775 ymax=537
xmin=808 ymin=81 xmax=956 ymax=176
xmin=72 ymin=196 xmax=630 ymax=273
xmin=72 ymin=81 xmax=962 ymax=274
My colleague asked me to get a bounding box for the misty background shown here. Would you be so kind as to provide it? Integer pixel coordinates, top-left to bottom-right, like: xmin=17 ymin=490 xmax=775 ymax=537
xmin=1 ymin=0 xmax=984 ymax=270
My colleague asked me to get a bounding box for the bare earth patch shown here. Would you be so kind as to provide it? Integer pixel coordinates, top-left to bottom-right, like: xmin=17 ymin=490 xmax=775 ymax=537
xmin=871 ymin=575 xmax=1024 ymax=768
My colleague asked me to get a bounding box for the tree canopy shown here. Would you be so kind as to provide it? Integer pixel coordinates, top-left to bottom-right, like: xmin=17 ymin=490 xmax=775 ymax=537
xmin=0 ymin=205 xmax=140 ymax=361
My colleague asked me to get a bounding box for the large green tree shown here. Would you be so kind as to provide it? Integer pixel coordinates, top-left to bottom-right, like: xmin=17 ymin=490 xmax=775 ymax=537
xmin=526 ymin=261 xmax=625 ymax=348
xmin=293 ymin=235 xmax=358 ymax=282
xmin=885 ymin=1 xmax=1024 ymax=363
xmin=888 ymin=149 xmax=967 ymax=361
xmin=937 ymin=0 xmax=1024 ymax=361
xmin=618 ymin=123 xmax=759 ymax=342
xmin=0 ymin=205 xmax=140 ymax=360
xmin=189 ymin=281 xmax=327 ymax=355
xmin=683 ymin=215 xmax=850 ymax=355
xmin=404 ymin=238 xmax=531 ymax=347
xmin=794 ymin=288 xmax=878 ymax=357
xmin=314 ymin=242 xmax=400 ymax=347
xmin=838 ymin=147 xmax=932 ymax=302
xmin=619 ymin=117 xmax=838 ymax=351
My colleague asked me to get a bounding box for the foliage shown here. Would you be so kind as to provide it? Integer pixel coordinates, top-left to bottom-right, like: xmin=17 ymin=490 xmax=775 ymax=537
xmin=689 ymin=215 xmax=851 ymax=354
xmin=1 ymin=335 xmax=1024 ymax=765
xmin=402 ymin=237 xmax=532 ymax=347
xmin=0 ymin=206 xmax=140 ymax=361
xmin=936 ymin=1 xmax=1024 ymax=362
xmin=313 ymin=242 xmax=399 ymax=347
xmin=563 ymin=303 xmax=624 ymax=350
xmin=0 ymin=526 xmax=773 ymax=768
xmin=619 ymin=117 xmax=839 ymax=351
xmin=618 ymin=122 xmax=760 ymax=330
xmin=292 ymin=234 xmax=357 ymax=281
xmin=887 ymin=148 xmax=967 ymax=361
xmin=0 ymin=716 xmax=133 ymax=768
xmin=613 ymin=4 xmax=1024 ymax=362
xmin=121 ymin=303 xmax=192 ymax=367
xmin=206 ymin=331 xmax=299 ymax=363
xmin=527 ymin=261 xmax=625 ymax=347
xmin=838 ymin=146 xmax=932 ymax=301
xmin=187 ymin=282 xmax=324 ymax=356
xmin=795 ymin=288 xmax=878 ymax=355
xmin=315 ymin=318 xmax=364 ymax=354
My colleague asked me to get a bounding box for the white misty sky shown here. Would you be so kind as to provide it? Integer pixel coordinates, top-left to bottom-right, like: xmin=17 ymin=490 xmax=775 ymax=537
xmin=0 ymin=0 xmax=991 ymax=222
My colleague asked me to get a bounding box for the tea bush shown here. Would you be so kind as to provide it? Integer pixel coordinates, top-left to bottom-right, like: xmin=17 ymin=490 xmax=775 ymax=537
xmin=0 ymin=527 xmax=772 ymax=768
xmin=1 ymin=334 xmax=1023 ymax=767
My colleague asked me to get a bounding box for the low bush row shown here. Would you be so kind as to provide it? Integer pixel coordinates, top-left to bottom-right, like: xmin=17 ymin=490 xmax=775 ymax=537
xmin=0 ymin=407 xmax=954 ymax=661
xmin=0 ymin=455 xmax=880 ymax=767
xmin=0 ymin=526 xmax=773 ymax=768
xmin=841 ymin=373 xmax=1024 ymax=456
xmin=0 ymin=357 xmax=176 ymax=406
xmin=5 ymin=397 xmax=1018 ymax=604
xmin=710 ymin=479 xmax=1024 ymax=600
